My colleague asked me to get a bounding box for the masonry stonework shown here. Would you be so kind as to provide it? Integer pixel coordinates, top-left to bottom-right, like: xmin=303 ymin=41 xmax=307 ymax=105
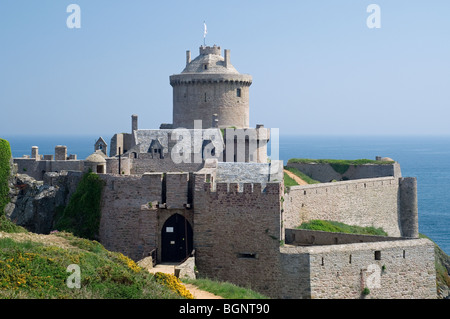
xmin=8 ymin=43 xmax=439 ymax=299
xmin=193 ymin=172 xmax=283 ymax=297
xmin=283 ymin=177 xmax=403 ymax=236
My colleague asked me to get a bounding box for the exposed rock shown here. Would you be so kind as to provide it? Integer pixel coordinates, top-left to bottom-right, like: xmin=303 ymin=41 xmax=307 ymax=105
xmin=5 ymin=172 xmax=81 ymax=234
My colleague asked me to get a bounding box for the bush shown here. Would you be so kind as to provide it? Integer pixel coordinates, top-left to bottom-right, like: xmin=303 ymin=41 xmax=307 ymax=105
xmin=54 ymin=172 xmax=105 ymax=240
xmin=0 ymin=138 xmax=12 ymax=216
xmin=153 ymin=272 xmax=194 ymax=299
xmin=0 ymin=215 xmax=27 ymax=234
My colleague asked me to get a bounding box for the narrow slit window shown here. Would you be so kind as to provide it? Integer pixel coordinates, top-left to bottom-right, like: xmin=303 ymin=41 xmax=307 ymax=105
xmin=236 ymin=88 xmax=242 ymax=97
xmin=374 ymin=250 xmax=381 ymax=260
xmin=238 ymin=253 xmax=257 ymax=259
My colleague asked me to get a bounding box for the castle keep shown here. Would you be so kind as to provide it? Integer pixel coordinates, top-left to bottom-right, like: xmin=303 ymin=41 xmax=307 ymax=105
xmin=11 ymin=45 xmax=436 ymax=299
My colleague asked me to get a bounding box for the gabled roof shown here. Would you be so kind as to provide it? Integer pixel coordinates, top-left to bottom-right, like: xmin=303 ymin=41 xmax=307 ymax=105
xmin=95 ymin=137 xmax=107 ymax=146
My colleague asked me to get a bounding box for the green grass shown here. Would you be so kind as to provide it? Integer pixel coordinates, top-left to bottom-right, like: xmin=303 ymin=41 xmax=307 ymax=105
xmin=182 ymin=277 xmax=269 ymax=299
xmin=284 ymin=166 xmax=320 ymax=184
xmin=297 ymin=220 xmax=388 ymax=236
xmin=0 ymin=231 xmax=185 ymax=299
xmin=419 ymin=233 xmax=450 ymax=292
xmin=0 ymin=215 xmax=28 ymax=234
xmin=287 ymin=158 xmax=395 ymax=175
xmin=283 ymin=172 xmax=298 ymax=188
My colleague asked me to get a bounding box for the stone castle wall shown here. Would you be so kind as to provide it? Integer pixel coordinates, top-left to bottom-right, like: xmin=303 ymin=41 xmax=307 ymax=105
xmin=98 ymin=172 xmax=195 ymax=261
xmin=280 ymin=238 xmax=436 ymax=299
xmin=284 ymin=177 xmax=404 ymax=236
xmin=14 ymin=158 xmax=84 ymax=181
xmin=130 ymin=157 xmax=203 ymax=175
xmin=193 ymin=173 xmax=283 ymax=298
xmin=99 ymin=173 xmax=162 ymax=261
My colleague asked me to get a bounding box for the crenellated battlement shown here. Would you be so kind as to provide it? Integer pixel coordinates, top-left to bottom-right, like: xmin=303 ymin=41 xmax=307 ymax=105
xmin=200 ymin=180 xmax=281 ymax=195
xmin=199 ymin=45 xmax=221 ymax=56
xmin=170 ymin=73 xmax=252 ymax=86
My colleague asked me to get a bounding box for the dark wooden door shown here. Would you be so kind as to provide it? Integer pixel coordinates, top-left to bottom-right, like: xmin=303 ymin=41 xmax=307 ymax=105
xmin=161 ymin=214 xmax=193 ymax=262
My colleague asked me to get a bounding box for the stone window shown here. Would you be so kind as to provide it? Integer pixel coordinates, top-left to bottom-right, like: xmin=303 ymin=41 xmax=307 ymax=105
xmin=236 ymin=88 xmax=242 ymax=97
xmin=374 ymin=250 xmax=381 ymax=260
xmin=203 ymin=64 xmax=208 ymax=70
xmin=238 ymin=253 xmax=257 ymax=259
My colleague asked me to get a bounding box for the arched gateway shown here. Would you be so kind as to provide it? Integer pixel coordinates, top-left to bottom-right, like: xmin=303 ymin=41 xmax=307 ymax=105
xmin=161 ymin=214 xmax=193 ymax=262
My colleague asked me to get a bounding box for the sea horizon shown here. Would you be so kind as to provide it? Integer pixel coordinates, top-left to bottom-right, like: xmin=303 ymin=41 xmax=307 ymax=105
xmin=1 ymin=133 xmax=449 ymax=255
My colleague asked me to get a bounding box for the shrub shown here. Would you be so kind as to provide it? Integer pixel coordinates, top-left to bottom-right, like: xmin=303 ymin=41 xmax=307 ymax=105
xmin=153 ymin=272 xmax=194 ymax=299
xmin=0 ymin=138 xmax=12 ymax=216
xmin=54 ymin=172 xmax=105 ymax=240
xmin=0 ymin=215 xmax=27 ymax=234
xmin=362 ymin=287 xmax=370 ymax=295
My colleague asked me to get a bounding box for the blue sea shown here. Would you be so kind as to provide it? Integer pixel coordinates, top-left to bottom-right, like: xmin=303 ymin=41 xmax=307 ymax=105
xmin=2 ymin=134 xmax=450 ymax=255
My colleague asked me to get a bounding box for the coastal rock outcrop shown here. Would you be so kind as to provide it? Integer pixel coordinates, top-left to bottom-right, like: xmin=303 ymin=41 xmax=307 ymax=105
xmin=5 ymin=171 xmax=81 ymax=234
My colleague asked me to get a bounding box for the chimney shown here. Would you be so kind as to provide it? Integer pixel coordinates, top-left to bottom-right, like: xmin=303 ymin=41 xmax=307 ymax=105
xmin=224 ymin=49 xmax=230 ymax=68
xmin=132 ymin=114 xmax=138 ymax=132
xmin=31 ymin=146 xmax=39 ymax=160
xmin=186 ymin=50 xmax=191 ymax=66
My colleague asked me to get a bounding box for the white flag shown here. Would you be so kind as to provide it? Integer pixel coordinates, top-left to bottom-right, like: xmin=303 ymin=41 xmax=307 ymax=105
xmin=203 ymin=22 xmax=207 ymax=38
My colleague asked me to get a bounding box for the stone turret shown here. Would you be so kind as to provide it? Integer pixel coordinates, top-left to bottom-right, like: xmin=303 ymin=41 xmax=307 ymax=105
xmin=170 ymin=45 xmax=252 ymax=129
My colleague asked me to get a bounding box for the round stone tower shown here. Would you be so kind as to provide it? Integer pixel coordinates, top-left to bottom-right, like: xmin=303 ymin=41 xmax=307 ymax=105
xmin=170 ymin=45 xmax=252 ymax=129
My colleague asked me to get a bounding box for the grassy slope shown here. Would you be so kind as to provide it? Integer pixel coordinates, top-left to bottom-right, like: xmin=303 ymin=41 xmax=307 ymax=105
xmin=419 ymin=234 xmax=450 ymax=296
xmin=287 ymin=158 xmax=395 ymax=175
xmin=284 ymin=166 xmax=320 ymax=184
xmin=297 ymin=219 xmax=388 ymax=236
xmin=0 ymin=221 xmax=186 ymax=299
xmin=287 ymin=158 xmax=395 ymax=165
xmin=182 ymin=278 xmax=269 ymax=299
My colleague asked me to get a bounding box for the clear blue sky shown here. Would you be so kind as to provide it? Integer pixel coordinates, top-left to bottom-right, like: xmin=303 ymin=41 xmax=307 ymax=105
xmin=1 ymin=0 xmax=449 ymax=136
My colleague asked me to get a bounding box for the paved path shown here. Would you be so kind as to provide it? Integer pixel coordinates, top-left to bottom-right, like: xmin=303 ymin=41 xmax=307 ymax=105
xmin=148 ymin=263 xmax=223 ymax=299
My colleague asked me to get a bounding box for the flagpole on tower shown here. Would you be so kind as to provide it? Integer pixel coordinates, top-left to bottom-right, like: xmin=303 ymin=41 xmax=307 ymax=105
xmin=203 ymin=21 xmax=207 ymax=46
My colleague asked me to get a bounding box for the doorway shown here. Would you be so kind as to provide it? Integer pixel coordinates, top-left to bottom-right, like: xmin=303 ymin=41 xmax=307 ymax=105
xmin=161 ymin=214 xmax=193 ymax=263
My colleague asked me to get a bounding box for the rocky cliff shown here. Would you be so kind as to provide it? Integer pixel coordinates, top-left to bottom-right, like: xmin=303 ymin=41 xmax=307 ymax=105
xmin=4 ymin=168 xmax=82 ymax=234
